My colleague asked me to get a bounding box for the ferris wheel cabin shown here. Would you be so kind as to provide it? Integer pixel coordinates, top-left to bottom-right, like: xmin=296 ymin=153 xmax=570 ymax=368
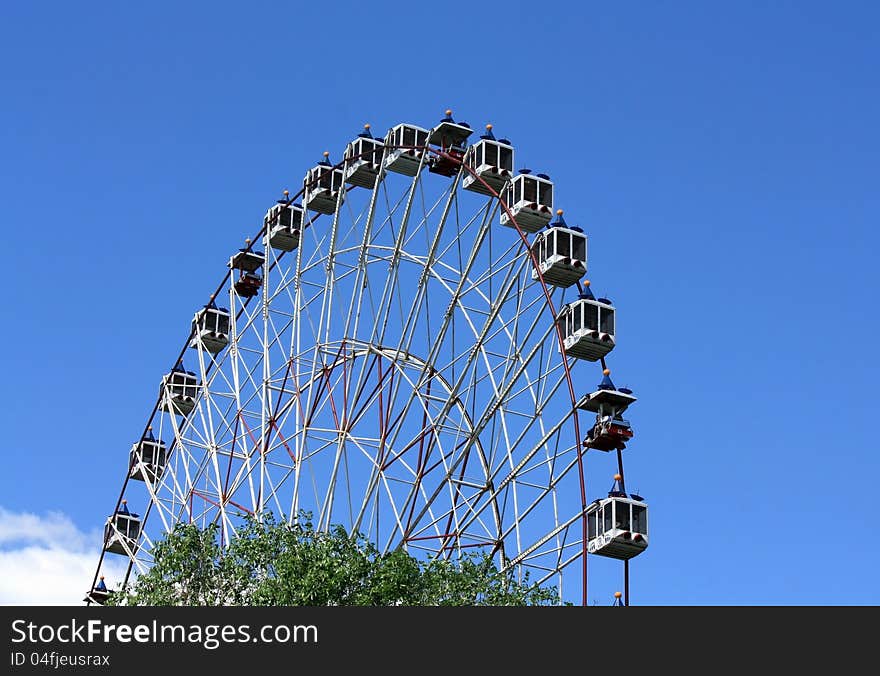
xmin=587 ymin=478 xmax=648 ymax=560
xmin=344 ymin=125 xmax=385 ymax=189
xmin=579 ymin=373 xmax=636 ymax=451
xmin=189 ymin=301 xmax=230 ymax=354
xmin=304 ymin=153 xmax=345 ymax=214
xmin=159 ymin=363 xmax=198 ymax=416
xmin=427 ymin=110 xmax=473 ymax=177
xmin=500 ymin=170 xmax=554 ymax=232
xmin=266 ymin=201 xmax=304 ymax=252
xmin=428 ymin=110 xmax=473 ymax=149
xmin=128 ymin=427 xmax=168 ymax=483
xmin=83 ymin=576 xmax=111 ymax=605
xmin=229 ymin=244 xmax=265 ymax=299
xmin=584 ymin=413 xmax=634 ymax=452
xmin=529 ymin=210 xmax=587 ymax=288
xmin=577 ymin=373 xmax=637 ymax=416
xmin=383 ymin=123 xmax=429 ymax=176
xmin=463 ymin=125 xmax=514 ymax=196
xmin=558 ymin=287 xmax=616 ymax=361
xmin=103 ymin=501 xmax=141 ymax=556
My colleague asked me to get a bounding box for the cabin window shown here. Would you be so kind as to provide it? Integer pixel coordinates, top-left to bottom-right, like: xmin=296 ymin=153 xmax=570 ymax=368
xmin=557 ymin=230 xmax=570 ymax=258
xmin=484 ymin=142 xmax=498 ymax=167
xmin=279 ymin=208 xmax=292 ymax=228
xmin=632 ymin=505 xmax=647 ymax=535
xmin=615 ymin=502 xmax=631 ymax=531
xmin=543 ymin=230 xmax=554 ymax=260
xmin=572 ymin=234 xmax=586 ymax=262
xmin=368 ymin=141 xmax=381 ymax=164
xmin=600 ymin=308 xmax=615 ymax=335
xmin=522 ymin=178 xmax=537 ymax=203
xmin=499 ymin=146 xmax=513 ymax=171
xmin=583 ymin=302 xmax=599 ymax=332
xmin=588 ymin=511 xmax=598 ymax=540
xmin=603 ymin=505 xmax=613 ymax=533
xmin=539 ymin=181 xmax=552 ymax=207
xmin=216 ymin=313 xmax=230 ymax=334
xmin=537 ymin=234 xmax=547 ymax=264
xmin=320 ymin=168 xmax=333 ymax=190
xmin=403 ymin=126 xmax=416 ymax=146
xmin=565 ymin=306 xmax=577 ymax=336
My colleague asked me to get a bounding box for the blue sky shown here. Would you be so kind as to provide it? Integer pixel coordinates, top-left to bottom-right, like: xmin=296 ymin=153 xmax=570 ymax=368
xmin=1 ymin=1 xmax=878 ymax=605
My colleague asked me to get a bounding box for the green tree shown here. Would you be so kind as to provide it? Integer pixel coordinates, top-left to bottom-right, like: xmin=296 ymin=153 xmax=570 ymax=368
xmin=108 ymin=512 xmax=564 ymax=606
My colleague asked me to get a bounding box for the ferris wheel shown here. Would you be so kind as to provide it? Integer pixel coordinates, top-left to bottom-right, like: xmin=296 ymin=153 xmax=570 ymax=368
xmin=86 ymin=110 xmax=649 ymax=607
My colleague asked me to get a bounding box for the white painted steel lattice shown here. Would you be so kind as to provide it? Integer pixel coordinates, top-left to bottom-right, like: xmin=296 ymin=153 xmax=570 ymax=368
xmin=90 ymin=115 xmax=628 ymax=605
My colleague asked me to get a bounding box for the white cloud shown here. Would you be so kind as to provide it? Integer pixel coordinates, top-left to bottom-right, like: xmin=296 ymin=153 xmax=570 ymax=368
xmin=0 ymin=507 xmax=129 ymax=605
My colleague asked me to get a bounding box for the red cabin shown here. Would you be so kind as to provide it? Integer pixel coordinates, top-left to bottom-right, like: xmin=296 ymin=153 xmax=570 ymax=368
xmin=234 ymin=271 xmax=262 ymax=298
xmin=583 ymin=415 xmax=634 ymax=451
xmin=427 ymin=110 xmax=472 ymax=177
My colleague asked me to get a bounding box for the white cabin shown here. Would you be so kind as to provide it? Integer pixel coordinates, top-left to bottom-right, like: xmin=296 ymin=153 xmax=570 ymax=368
xmin=344 ymin=125 xmax=385 ymax=188
xmin=463 ymin=125 xmax=514 ymax=195
xmin=500 ymin=170 xmax=554 ymax=232
xmin=266 ymin=202 xmax=304 ymax=252
xmin=189 ymin=303 xmax=230 ymax=354
xmin=159 ymin=364 xmax=198 ymax=416
xmin=558 ymin=291 xmax=616 ymax=361
xmin=304 ymin=153 xmax=345 ymax=214
xmin=128 ymin=429 xmax=168 ymax=483
xmin=529 ymin=211 xmax=587 ymax=287
xmin=103 ymin=501 xmax=141 ymax=556
xmin=383 ymin=123 xmax=429 ymax=176
xmin=586 ymin=495 xmax=648 ymax=560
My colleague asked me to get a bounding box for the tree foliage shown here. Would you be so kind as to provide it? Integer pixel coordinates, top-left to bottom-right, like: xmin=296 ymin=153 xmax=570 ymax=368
xmin=108 ymin=512 xmax=564 ymax=606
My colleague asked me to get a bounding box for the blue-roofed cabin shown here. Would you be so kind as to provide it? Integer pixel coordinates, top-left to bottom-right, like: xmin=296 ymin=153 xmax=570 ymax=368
xmin=500 ymin=170 xmax=554 ymax=232
xmin=344 ymin=125 xmax=385 ymax=189
xmin=103 ymin=501 xmax=141 ymax=556
xmin=576 ymin=379 xmax=637 ymax=417
xmin=427 ymin=110 xmax=472 ymax=177
xmin=579 ymin=374 xmax=636 ymax=451
xmin=266 ymin=202 xmax=304 ymax=252
xmin=189 ymin=302 xmax=230 ymax=354
xmin=229 ymin=245 xmax=265 ymax=272
xmin=129 ymin=428 xmax=168 ymax=483
xmin=427 ymin=110 xmax=473 ymax=150
xmin=463 ymin=125 xmax=514 ymax=195
xmin=383 ymin=123 xmax=429 ymax=176
xmin=529 ymin=211 xmax=587 ymax=288
xmin=159 ymin=363 xmax=198 ymax=416
xmin=83 ymin=576 xmax=111 ymax=605
xmin=586 ymin=495 xmax=648 ymax=560
xmin=558 ymin=292 xmax=616 ymax=361
xmin=304 ymin=153 xmax=345 ymax=214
